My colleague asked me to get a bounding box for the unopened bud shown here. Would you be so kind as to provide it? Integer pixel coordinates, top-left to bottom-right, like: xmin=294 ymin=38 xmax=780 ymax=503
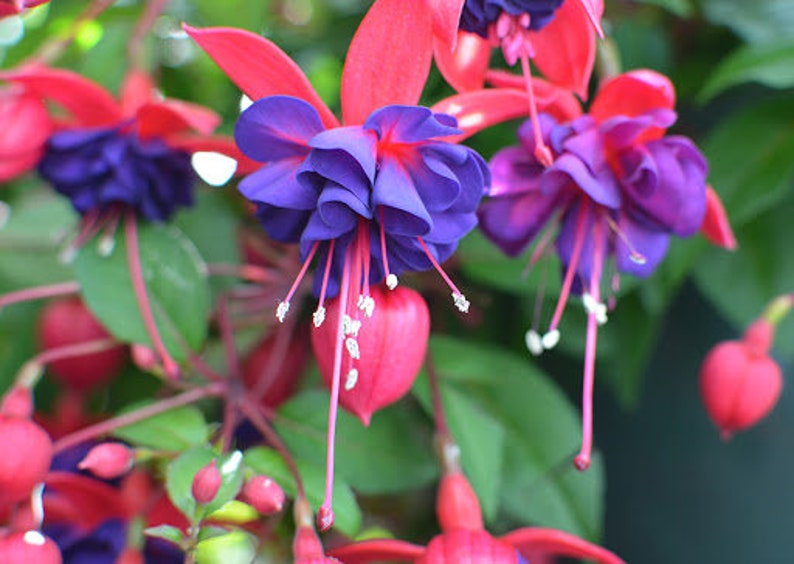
xmin=0 ymin=417 xmax=53 ymax=506
xmin=243 ymin=475 xmax=285 ymax=515
xmin=78 ymin=442 xmax=133 ymax=480
xmin=131 ymin=344 xmax=159 ymax=372
xmin=192 ymin=460 xmax=222 ymax=505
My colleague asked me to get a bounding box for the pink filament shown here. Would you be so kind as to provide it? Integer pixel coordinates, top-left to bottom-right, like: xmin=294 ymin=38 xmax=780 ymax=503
xmin=549 ymin=202 xmax=589 ymax=332
xmin=317 ymin=239 xmax=336 ymax=310
xmin=283 ymin=241 xmax=320 ymax=305
xmin=518 ymin=47 xmax=553 ymax=166
xmin=416 ymin=237 xmax=463 ymax=296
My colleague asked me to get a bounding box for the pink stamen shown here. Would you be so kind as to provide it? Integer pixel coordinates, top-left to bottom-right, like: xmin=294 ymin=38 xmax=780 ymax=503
xmin=416 ymin=237 xmax=469 ymax=313
xmin=124 ymin=210 xmax=180 ymax=379
xmin=548 ymin=202 xmax=590 ymax=332
xmin=315 ymin=240 xmax=336 ymax=319
xmin=518 ymin=47 xmax=553 ymax=167
xmin=378 ymin=207 xmax=392 ymax=284
xmin=319 ymin=246 xmax=352 ymax=532
xmin=277 ymin=241 xmax=320 ymax=322
xmin=605 ymin=215 xmax=646 ymax=265
xmin=574 ymin=216 xmax=606 ymax=471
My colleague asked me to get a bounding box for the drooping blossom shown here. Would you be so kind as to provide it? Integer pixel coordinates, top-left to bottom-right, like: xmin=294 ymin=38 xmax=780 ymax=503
xmin=186 ymin=0 xmax=531 ymax=529
xmin=330 ymin=435 xmax=623 ymax=564
xmin=477 ymin=69 xmax=733 ymax=470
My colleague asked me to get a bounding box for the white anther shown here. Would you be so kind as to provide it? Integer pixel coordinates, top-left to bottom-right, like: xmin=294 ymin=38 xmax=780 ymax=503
xmin=582 ymin=293 xmax=608 ymax=326
xmin=629 ymin=251 xmax=647 ymax=265
xmin=342 ymin=314 xmax=361 ymax=337
xmin=345 ymin=337 xmax=360 ymax=360
xmin=58 ymin=245 xmax=78 ymax=264
xmin=525 ymin=329 xmax=544 ymax=356
xmin=541 ymin=329 xmax=560 ymax=350
xmin=386 ymin=274 xmax=398 ymax=290
xmin=344 ymin=368 xmax=359 ymax=391
xmin=358 ymin=295 xmax=375 ymax=317
xmin=452 ymin=292 xmax=470 ymax=313
xmin=313 ymin=306 xmax=326 ymax=328
xmin=97 ymin=234 xmax=116 ymax=256
xmin=23 ymin=530 xmax=46 ymax=546
xmin=276 ymin=301 xmax=290 ymax=323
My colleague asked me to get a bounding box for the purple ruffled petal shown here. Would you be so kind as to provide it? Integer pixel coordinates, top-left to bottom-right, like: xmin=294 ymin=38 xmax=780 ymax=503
xmin=543 ymin=154 xmax=621 ymax=208
xmin=238 ymin=157 xmax=316 ymax=210
xmin=364 ymin=105 xmax=460 ymax=144
xmin=372 ymin=155 xmax=433 ymax=237
xmin=600 ymin=109 xmax=677 ymax=149
xmin=309 ymin=126 xmax=378 ymax=182
xmin=614 ymin=215 xmax=670 ymax=277
xmin=488 ymin=146 xmax=543 ymax=198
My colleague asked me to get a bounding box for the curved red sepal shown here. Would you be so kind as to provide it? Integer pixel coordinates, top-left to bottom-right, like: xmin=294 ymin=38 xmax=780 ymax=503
xmin=531 ymin=0 xmax=596 ymax=100
xmin=429 ymin=0 xmax=466 ymax=49
xmin=120 ymin=69 xmax=155 ymax=116
xmin=183 ymin=24 xmax=338 ymax=130
xmin=700 ymin=185 xmax=737 ymax=250
xmin=1 ymin=65 xmax=121 ymax=127
xmin=44 ymin=471 xmax=130 ymax=530
xmin=590 ymin=69 xmax=676 ymax=121
xmin=485 ymin=70 xmax=583 ymax=120
xmin=433 ymin=31 xmax=491 ymax=93
xmin=577 ymin=0 xmax=605 ymax=38
xmin=341 ymin=0 xmax=433 ymax=124
xmin=433 ymin=86 xmax=580 ymax=143
xmin=501 ymin=528 xmax=625 ymax=564
xmin=328 ymin=539 xmax=425 ymax=563
xmin=136 ymin=100 xmax=220 ymax=139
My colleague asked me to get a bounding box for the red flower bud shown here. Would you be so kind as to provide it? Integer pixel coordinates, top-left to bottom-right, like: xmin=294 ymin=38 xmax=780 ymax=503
xmin=242 ymin=475 xmax=285 ymax=515
xmin=1 ymin=387 xmax=33 ymax=419
xmin=242 ymin=329 xmax=307 ymax=409
xmin=311 ymin=284 xmax=430 ymax=425
xmin=0 ymin=531 xmax=61 ymax=564
xmin=423 ymin=530 xmax=518 ymax=563
xmin=437 ymin=473 xmax=484 ymax=532
xmin=78 ymin=442 xmax=134 ymax=480
xmin=37 ymin=297 xmax=126 ymax=392
xmin=191 ymin=460 xmax=221 ymax=505
xmin=700 ymin=324 xmax=783 ymax=439
xmin=0 ymin=416 xmax=52 ymax=506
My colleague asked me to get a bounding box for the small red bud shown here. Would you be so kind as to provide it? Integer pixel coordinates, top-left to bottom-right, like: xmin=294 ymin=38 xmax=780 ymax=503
xmin=37 ymin=297 xmax=126 ymax=392
xmin=78 ymin=442 xmax=134 ymax=480
xmin=700 ymin=337 xmax=783 ymax=439
xmin=191 ymin=460 xmax=221 ymax=505
xmin=0 ymin=531 xmax=62 ymax=564
xmin=742 ymin=319 xmax=774 ymax=356
xmin=437 ymin=473 xmax=484 ymax=532
xmin=0 ymin=387 xmax=33 ymax=419
xmin=0 ymin=416 xmax=53 ymax=506
xmin=131 ymin=344 xmax=159 ymax=373
xmin=242 ymin=475 xmax=285 ymax=515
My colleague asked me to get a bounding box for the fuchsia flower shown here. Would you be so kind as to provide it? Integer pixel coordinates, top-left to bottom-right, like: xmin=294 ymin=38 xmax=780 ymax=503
xmin=186 ymin=0 xmax=535 ymax=529
xmin=330 ymin=444 xmax=623 ymax=564
xmin=1 ymin=65 xmax=245 ymax=223
xmin=477 ymin=69 xmax=733 ymax=470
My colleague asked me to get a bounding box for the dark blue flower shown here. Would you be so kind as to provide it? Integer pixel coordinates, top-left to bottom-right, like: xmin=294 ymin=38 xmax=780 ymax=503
xmin=236 ymin=96 xmax=488 ymax=306
xmin=460 ymin=0 xmax=565 ymax=37
xmin=38 ymin=126 xmax=196 ymax=222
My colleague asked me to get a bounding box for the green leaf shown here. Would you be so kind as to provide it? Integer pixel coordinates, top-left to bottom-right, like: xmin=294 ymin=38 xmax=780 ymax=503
xmin=166 ymin=448 xmax=246 ymax=519
xmin=700 ymin=40 xmax=794 ymax=101
xmin=417 ymin=335 xmax=604 ymax=539
xmin=245 ymin=446 xmax=362 ymax=537
xmin=702 ymin=98 xmax=794 ymax=227
xmin=73 ymin=220 xmax=211 ymax=363
xmin=632 ymin=0 xmax=693 ymax=16
xmin=144 ymin=524 xmax=184 ymax=547
xmin=701 ymin=0 xmax=794 ymax=44
xmin=275 ymin=389 xmax=437 ymax=495
xmin=112 ymin=402 xmax=209 ymax=451
xmin=694 ymin=197 xmax=794 ymax=357
xmin=194 ymin=531 xmax=256 ymax=564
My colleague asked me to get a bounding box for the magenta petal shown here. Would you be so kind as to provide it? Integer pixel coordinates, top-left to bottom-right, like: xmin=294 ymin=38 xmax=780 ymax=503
xmin=544 ymin=154 xmax=621 ymax=208
xmin=502 ymin=527 xmax=624 ymax=564
xmin=235 ymin=96 xmax=323 ymax=162
xmin=183 ymin=25 xmax=339 ymax=129
xmin=1 ymin=66 xmax=121 ymax=127
xmin=340 ymin=0 xmax=433 ymax=124
xmin=489 ymin=146 xmax=544 ymax=197
xmin=328 ymin=538 xmax=425 ymax=563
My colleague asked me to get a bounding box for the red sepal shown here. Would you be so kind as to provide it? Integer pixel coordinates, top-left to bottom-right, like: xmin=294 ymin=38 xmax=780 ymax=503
xmin=183 ymin=25 xmax=338 ymax=129
xmin=532 ymin=0 xmax=596 ymax=99
xmin=700 ymin=185 xmax=737 ymax=250
xmin=136 ymin=100 xmax=220 ymax=140
xmin=328 ymin=539 xmax=424 ymax=563
xmin=501 ymin=528 xmax=625 ymax=564
xmin=341 ymin=0 xmax=433 ymax=124
xmin=577 ymin=0 xmax=605 ymax=38
xmin=428 ymin=0 xmax=466 ymax=50
xmin=591 ymin=69 xmax=675 ymax=121
xmin=484 ymin=71 xmax=583 ymax=120
xmin=44 ymin=471 xmax=129 ymax=530
xmin=433 ymin=31 xmax=491 ymax=93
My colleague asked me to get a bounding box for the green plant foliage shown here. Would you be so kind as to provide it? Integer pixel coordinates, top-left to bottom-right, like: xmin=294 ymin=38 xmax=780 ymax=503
xmin=700 ymin=39 xmax=794 ymax=100
xmin=112 ymin=402 xmax=210 ymax=451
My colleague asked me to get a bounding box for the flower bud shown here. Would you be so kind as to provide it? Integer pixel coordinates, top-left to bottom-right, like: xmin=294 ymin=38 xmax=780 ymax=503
xmin=191 ymin=460 xmax=221 ymax=505
xmin=242 ymin=475 xmax=285 ymax=515
xmin=0 ymin=531 xmax=62 ymax=564
xmin=0 ymin=416 xmax=53 ymax=506
xmin=700 ymin=335 xmax=782 ymax=439
xmin=77 ymin=442 xmax=134 ymax=480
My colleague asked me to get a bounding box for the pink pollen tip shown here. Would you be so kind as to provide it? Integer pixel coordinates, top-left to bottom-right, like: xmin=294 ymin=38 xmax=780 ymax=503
xmin=574 ymin=454 xmax=591 ymax=471
xmin=317 ymin=505 xmax=334 ymax=532
xmin=534 ymin=142 xmax=553 ymax=168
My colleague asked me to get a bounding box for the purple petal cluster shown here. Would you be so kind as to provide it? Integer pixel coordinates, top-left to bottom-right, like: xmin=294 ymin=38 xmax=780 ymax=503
xmin=478 ymin=110 xmax=708 ymax=282
xmin=460 ymin=0 xmax=564 ymax=37
xmin=38 ymin=126 xmax=195 ymax=222
xmin=236 ymin=96 xmax=489 ymax=297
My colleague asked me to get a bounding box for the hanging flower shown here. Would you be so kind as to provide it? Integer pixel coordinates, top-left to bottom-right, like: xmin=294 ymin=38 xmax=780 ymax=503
xmin=477 ymin=69 xmax=733 ymax=470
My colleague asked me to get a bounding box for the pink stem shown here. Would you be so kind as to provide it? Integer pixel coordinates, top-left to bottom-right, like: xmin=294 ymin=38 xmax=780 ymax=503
xmin=518 ymin=47 xmax=553 ymax=167
xmin=319 ymin=246 xmax=352 ymax=531
xmin=206 ymin=264 xmax=279 ymax=284
xmin=216 ymin=296 xmax=240 ymax=452
xmin=0 ymin=281 xmax=80 ymax=310
xmin=53 ymin=383 xmax=223 ymax=454
xmin=574 ymin=216 xmax=605 ymax=471
xmin=34 ymin=338 xmax=120 ymax=367
xmin=251 ymin=317 xmax=297 ymax=402
xmin=426 ymin=353 xmax=450 ymax=438
xmin=124 ymin=210 xmax=180 ymax=379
